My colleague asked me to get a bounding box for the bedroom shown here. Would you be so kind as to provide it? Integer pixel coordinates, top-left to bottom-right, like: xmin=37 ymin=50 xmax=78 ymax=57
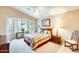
xmin=0 ymin=6 xmax=79 ymax=53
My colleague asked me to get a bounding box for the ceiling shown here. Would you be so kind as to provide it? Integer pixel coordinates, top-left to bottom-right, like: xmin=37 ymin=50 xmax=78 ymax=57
xmin=11 ymin=6 xmax=79 ymax=19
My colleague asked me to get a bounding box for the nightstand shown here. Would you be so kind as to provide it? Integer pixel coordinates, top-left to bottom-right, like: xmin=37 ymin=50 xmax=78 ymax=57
xmin=51 ymin=36 xmax=61 ymax=44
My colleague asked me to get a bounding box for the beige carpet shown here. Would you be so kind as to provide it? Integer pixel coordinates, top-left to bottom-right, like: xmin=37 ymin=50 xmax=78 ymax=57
xmin=35 ymin=42 xmax=73 ymax=53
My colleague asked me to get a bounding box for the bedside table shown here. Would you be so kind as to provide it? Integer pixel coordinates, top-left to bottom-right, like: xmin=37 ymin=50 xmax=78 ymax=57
xmin=51 ymin=36 xmax=61 ymax=44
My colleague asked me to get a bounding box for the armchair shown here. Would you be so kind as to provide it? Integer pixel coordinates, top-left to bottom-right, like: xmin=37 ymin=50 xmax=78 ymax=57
xmin=64 ymin=31 xmax=79 ymax=51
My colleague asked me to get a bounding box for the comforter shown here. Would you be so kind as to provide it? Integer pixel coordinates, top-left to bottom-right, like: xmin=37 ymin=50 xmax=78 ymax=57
xmin=24 ymin=33 xmax=51 ymax=49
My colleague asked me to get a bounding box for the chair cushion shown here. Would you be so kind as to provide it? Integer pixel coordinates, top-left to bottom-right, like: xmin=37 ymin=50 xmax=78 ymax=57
xmin=65 ymin=39 xmax=77 ymax=44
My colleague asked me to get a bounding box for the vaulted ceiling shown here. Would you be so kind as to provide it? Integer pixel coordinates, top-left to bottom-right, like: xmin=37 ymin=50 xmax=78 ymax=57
xmin=11 ymin=6 xmax=79 ymax=19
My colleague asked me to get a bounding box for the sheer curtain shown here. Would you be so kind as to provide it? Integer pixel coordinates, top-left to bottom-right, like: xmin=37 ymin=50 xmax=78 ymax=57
xmin=5 ymin=18 xmax=14 ymax=43
xmin=14 ymin=19 xmax=22 ymax=34
xmin=28 ymin=20 xmax=34 ymax=33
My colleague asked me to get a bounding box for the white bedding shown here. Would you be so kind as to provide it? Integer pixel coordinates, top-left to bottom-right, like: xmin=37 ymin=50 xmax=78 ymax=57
xmin=24 ymin=33 xmax=38 ymax=39
xmin=10 ymin=39 xmax=34 ymax=53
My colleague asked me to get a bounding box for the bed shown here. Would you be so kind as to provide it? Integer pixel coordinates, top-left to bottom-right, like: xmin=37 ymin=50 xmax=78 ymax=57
xmin=24 ymin=33 xmax=51 ymax=50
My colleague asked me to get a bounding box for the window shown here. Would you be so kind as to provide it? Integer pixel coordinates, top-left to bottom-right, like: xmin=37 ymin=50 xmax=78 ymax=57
xmin=5 ymin=18 xmax=29 ymax=42
xmin=6 ymin=18 xmax=35 ymax=42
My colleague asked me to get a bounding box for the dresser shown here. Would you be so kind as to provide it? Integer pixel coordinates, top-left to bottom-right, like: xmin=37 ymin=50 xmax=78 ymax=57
xmin=0 ymin=35 xmax=9 ymax=53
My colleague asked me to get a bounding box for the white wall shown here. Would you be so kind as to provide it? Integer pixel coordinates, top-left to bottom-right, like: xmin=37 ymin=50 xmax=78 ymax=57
xmin=53 ymin=9 xmax=79 ymax=40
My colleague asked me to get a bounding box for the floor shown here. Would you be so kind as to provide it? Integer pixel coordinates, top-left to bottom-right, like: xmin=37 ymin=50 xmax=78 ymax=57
xmin=0 ymin=39 xmax=79 ymax=53
xmin=35 ymin=42 xmax=75 ymax=53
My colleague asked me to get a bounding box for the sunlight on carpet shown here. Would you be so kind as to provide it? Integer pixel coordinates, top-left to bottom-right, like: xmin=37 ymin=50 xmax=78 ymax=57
xmin=35 ymin=42 xmax=74 ymax=53
xmin=35 ymin=42 xmax=60 ymax=53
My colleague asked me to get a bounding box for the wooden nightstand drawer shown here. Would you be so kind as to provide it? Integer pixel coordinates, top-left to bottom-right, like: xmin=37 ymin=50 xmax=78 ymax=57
xmin=51 ymin=36 xmax=61 ymax=44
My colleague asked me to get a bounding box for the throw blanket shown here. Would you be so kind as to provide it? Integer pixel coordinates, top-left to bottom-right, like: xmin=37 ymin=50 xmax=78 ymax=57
xmin=31 ymin=34 xmax=50 ymax=49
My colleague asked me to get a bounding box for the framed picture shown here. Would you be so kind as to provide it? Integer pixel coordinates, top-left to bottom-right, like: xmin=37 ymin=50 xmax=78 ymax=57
xmin=42 ymin=19 xmax=50 ymax=27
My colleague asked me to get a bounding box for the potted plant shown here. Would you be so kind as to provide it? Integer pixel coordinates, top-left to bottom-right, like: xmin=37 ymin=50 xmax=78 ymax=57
xmin=21 ymin=28 xmax=24 ymax=32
